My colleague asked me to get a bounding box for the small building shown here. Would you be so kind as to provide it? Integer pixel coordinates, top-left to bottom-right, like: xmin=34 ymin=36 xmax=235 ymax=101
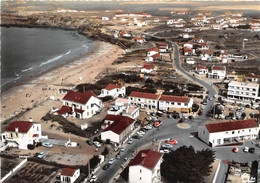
xmin=101 ymin=115 xmax=136 ymax=144
xmin=55 ymin=90 xmax=103 ymax=119
xmin=132 ymin=37 xmax=145 ymax=44
xmin=60 ymin=167 xmax=80 ymax=183
xmin=1 ymin=121 xmax=42 ymax=150
xmin=128 ymin=149 xmax=163 ymax=183
xmin=99 ymin=84 xmax=126 ymax=98
xmin=183 ymin=48 xmax=193 ymax=56
xmin=248 ymin=74 xmax=260 ymax=83
xmin=208 ymin=66 xmax=226 ymax=79
xmin=158 ymin=95 xmax=193 ymax=113
xmin=198 ymin=119 xmax=259 ymax=147
xmin=157 ymin=44 xmax=169 ymax=53
xmin=141 ymin=64 xmax=155 ymax=73
xmin=185 ymin=57 xmax=195 ymax=64
xmin=129 ymin=91 xmax=159 ymax=110
xmin=154 ymin=18 xmax=160 ymax=23
xmin=196 ymin=66 xmax=208 ymax=74
xmin=183 ymin=43 xmax=193 ymax=49
xmin=199 ymin=44 xmax=209 ymax=50
xmin=227 ymin=81 xmax=259 ymax=101
xmin=146 ymin=48 xmax=159 ymax=57
xmin=102 ymin=17 xmax=109 ymax=21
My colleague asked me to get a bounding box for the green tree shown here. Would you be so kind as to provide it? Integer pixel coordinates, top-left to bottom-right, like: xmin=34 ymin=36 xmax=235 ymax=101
xmin=161 ymin=146 xmax=215 ymax=183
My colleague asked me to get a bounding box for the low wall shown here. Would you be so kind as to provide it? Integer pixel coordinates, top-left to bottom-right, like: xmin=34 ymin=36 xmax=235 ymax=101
xmin=1 ymin=158 xmax=28 ymax=182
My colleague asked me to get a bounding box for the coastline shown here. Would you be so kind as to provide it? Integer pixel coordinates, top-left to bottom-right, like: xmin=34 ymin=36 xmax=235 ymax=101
xmin=1 ymin=40 xmax=123 ymax=123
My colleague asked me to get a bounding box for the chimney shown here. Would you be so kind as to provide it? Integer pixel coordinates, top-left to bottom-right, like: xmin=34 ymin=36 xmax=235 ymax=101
xmin=29 ymin=117 xmax=33 ymax=122
xmin=15 ymin=127 xmax=19 ymax=133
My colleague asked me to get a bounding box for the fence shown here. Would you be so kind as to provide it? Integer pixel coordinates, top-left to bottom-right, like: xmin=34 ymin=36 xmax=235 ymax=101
xmin=1 ymin=158 xmax=28 ymax=182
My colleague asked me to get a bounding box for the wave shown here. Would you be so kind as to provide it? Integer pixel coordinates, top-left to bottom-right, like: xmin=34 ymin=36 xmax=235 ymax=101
xmin=39 ymin=50 xmax=71 ymax=67
xmin=83 ymin=44 xmax=89 ymax=49
xmin=1 ymin=75 xmax=21 ymax=88
xmin=21 ymin=67 xmax=33 ymax=73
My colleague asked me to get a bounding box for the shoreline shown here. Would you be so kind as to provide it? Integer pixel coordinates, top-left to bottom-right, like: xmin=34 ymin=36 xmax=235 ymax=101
xmin=1 ymin=39 xmax=123 ymax=123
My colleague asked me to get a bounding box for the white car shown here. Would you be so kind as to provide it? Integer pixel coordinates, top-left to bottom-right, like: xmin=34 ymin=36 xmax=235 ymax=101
xmin=37 ymin=151 xmax=45 ymax=159
xmin=93 ymin=141 xmax=101 ymax=148
xmin=243 ymin=147 xmax=249 ymax=153
xmin=120 ymin=146 xmax=126 ymax=152
xmin=42 ymin=142 xmax=53 ymax=148
xmin=90 ymin=175 xmax=98 ymax=182
xmin=108 ymin=158 xmax=115 ymax=165
xmin=161 ymin=144 xmax=173 ymax=149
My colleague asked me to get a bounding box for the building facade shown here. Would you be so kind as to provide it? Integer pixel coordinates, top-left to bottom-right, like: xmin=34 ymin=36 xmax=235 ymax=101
xmin=198 ymin=119 xmax=259 ymax=147
xmin=128 ymin=149 xmax=162 ymax=183
xmin=56 ymin=90 xmax=103 ymax=119
xmin=227 ymin=81 xmax=259 ymax=101
xmin=129 ymin=91 xmax=159 ymax=110
xmin=1 ymin=121 xmax=42 ymax=150
xmin=99 ymin=84 xmax=126 ymax=98
xmin=60 ymin=167 xmax=80 ymax=183
xmin=208 ymin=66 xmax=226 ymax=79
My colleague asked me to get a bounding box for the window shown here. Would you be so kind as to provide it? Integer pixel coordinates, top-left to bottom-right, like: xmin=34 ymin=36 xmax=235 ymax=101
xmin=139 ymin=99 xmax=141 ymax=101
xmin=166 ymin=102 xmax=169 ymax=104
xmin=131 ymin=97 xmax=133 ymax=100
xmin=249 ymin=129 xmax=251 ymax=132
xmin=87 ymin=106 xmax=89 ymax=110
xmin=87 ymin=112 xmax=89 ymax=116
xmin=140 ymin=169 xmax=142 ymax=173
xmin=184 ymin=103 xmax=188 ymax=106
xmin=238 ymin=130 xmax=240 ymax=134
xmin=225 ymin=132 xmax=228 ymax=134
xmin=140 ymin=177 xmax=142 ymax=180
xmin=178 ymin=103 xmax=181 ymax=106
xmin=232 ymin=131 xmax=235 ymax=134
xmin=171 ymin=102 xmax=174 ymax=105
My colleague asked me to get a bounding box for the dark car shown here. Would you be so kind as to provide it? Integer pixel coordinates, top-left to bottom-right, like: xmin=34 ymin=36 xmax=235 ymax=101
xmin=188 ymin=116 xmax=194 ymax=120
xmin=102 ymin=163 xmax=110 ymax=170
xmin=132 ymin=134 xmax=141 ymax=139
xmin=249 ymin=147 xmax=255 ymax=153
xmin=86 ymin=139 xmax=93 ymax=145
xmin=178 ymin=118 xmax=184 ymax=123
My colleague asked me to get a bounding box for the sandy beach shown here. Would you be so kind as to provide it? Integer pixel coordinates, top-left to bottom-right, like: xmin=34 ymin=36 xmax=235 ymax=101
xmin=1 ymin=41 xmax=123 ymax=125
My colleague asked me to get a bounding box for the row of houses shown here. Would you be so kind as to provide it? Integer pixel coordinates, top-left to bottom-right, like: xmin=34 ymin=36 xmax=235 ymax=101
xmin=196 ymin=65 xmax=226 ymax=79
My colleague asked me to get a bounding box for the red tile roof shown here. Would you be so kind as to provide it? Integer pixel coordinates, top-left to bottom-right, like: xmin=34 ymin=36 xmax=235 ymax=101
xmin=128 ymin=149 xmax=162 ymax=170
xmin=102 ymin=115 xmax=135 ymax=134
xmin=142 ymin=64 xmax=154 ymax=70
xmin=249 ymin=74 xmax=260 ymax=78
xmin=56 ymin=106 xmax=72 ymax=115
xmin=205 ymin=119 xmax=258 ymax=133
xmin=196 ymin=66 xmax=208 ymax=70
xmin=146 ymin=47 xmax=159 ymax=53
xmin=212 ymin=66 xmax=225 ymax=71
xmin=151 ymin=54 xmax=160 ymax=59
xmin=183 ymin=48 xmax=192 ymax=53
xmin=60 ymin=167 xmax=78 ymax=177
xmin=129 ymin=91 xmax=159 ymax=100
xmin=104 ymin=84 xmax=122 ymax=90
xmin=62 ymin=90 xmax=96 ymax=104
xmin=159 ymin=95 xmax=189 ymax=103
xmin=132 ymin=37 xmax=144 ymax=40
xmin=5 ymin=121 xmax=33 ymax=133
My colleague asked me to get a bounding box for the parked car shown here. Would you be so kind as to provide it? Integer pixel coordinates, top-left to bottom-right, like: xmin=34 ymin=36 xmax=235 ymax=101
xmin=232 ymin=147 xmax=239 ymax=153
xmin=132 ymin=134 xmax=141 ymax=139
xmin=102 ymin=163 xmax=110 ymax=170
xmin=138 ymin=130 xmax=146 ymax=135
xmin=154 ymin=121 xmax=162 ymax=127
xmin=37 ymin=151 xmax=45 ymax=159
xmin=160 ymin=149 xmax=170 ymax=154
xmin=90 ymin=175 xmax=98 ymax=183
xmin=249 ymin=147 xmax=255 ymax=153
xmin=120 ymin=146 xmax=126 ymax=152
xmin=144 ymin=124 xmax=152 ymax=130
xmin=94 ymin=141 xmax=101 ymax=148
xmin=165 ymin=139 xmax=178 ymax=145
xmin=128 ymin=138 xmax=134 ymax=144
xmin=108 ymin=158 xmax=115 ymax=165
xmin=178 ymin=118 xmax=184 ymax=123
xmin=156 ymin=111 xmax=163 ymax=117
xmin=42 ymin=142 xmax=53 ymax=148
xmin=243 ymin=147 xmax=249 ymax=153
xmin=161 ymin=144 xmax=173 ymax=149
xmin=167 ymin=114 xmax=173 ymax=118
xmin=188 ymin=116 xmax=194 ymax=120
xmin=86 ymin=139 xmax=93 ymax=145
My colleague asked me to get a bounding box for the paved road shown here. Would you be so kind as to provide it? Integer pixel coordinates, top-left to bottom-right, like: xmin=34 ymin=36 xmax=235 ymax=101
xmin=94 ymin=42 xmax=259 ymax=183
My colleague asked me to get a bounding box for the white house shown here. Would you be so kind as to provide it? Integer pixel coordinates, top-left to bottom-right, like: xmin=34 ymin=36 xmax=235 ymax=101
xmin=227 ymin=81 xmax=259 ymax=101
xmin=196 ymin=66 xmax=208 ymax=75
xmin=158 ymin=95 xmax=193 ymax=113
xmin=1 ymin=121 xmax=42 ymax=150
xmin=185 ymin=57 xmax=195 ymax=64
xmin=141 ymin=64 xmax=155 ymax=73
xmin=101 ymin=115 xmax=136 ymax=144
xmin=129 ymin=91 xmax=159 ymax=110
xmin=183 ymin=48 xmax=194 ymax=56
xmin=55 ymin=90 xmax=103 ymax=119
xmin=132 ymin=37 xmax=145 ymax=44
xmin=128 ymin=149 xmax=162 ymax=183
xmin=208 ymin=66 xmax=226 ymax=79
xmin=154 ymin=18 xmax=160 ymax=23
xmin=199 ymin=44 xmax=209 ymax=50
xmin=198 ymin=119 xmax=259 ymax=147
xmin=248 ymin=74 xmax=260 ymax=83
xmin=183 ymin=43 xmax=193 ymax=49
xmin=157 ymin=44 xmax=169 ymax=53
xmin=200 ymin=53 xmax=212 ymax=61
xmin=146 ymin=48 xmax=159 ymax=57
xmin=115 ymin=13 xmax=128 ymax=17
xmin=99 ymin=84 xmax=126 ymax=98
xmin=60 ymin=167 xmax=80 ymax=183
xmin=167 ymin=20 xmax=174 ymax=25
xmin=102 ymin=17 xmax=109 ymax=21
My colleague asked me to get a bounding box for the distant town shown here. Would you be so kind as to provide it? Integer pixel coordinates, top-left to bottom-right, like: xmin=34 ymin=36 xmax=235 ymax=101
xmin=1 ymin=1 xmax=260 ymax=183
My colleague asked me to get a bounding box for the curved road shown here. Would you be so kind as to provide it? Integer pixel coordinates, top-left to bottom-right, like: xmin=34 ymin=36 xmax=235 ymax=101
xmin=94 ymin=42 xmax=258 ymax=183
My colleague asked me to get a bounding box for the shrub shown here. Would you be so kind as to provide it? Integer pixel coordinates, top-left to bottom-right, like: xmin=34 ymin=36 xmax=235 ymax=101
xmin=27 ymin=144 xmax=35 ymax=150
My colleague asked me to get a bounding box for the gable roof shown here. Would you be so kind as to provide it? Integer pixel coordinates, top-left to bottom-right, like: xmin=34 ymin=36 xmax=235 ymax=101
xmin=102 ymin=115 xmax=135 ymax=134
xmin=196 ymin=66 xmax=208 ymax=70
xmin=132 ymin=37 xmax=144 ymax=40
xmin=146 ymin=47 xmax=159 ymax=53
xmin=142 ymin=64 xmax=154 ymax=70
xmin=128 ymin=149 xmax=162 ymax=170
xmin=62 ymin=90 xmax=96 ymax=104
xmin=5 ymin=121 xmax=33 ymax=133
xmin=104 ymin=84 xmax=122 ymax=90
xmin=151 ymin=54 xmax=160 ymax=59
xmin=205 ymin=119 xmax=258 ymax=133
xmin=159 ymin=95 xmax=189 ymax=103
xmin=60 ymin=167 xmax=78 ymax=177
xmin=212 ymin=66 xmax=225 ymax=71
xmin=183 ymin=48 xmax=192 ymax=52
xmin=129 ymin=91 xmax=159 ymax=100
